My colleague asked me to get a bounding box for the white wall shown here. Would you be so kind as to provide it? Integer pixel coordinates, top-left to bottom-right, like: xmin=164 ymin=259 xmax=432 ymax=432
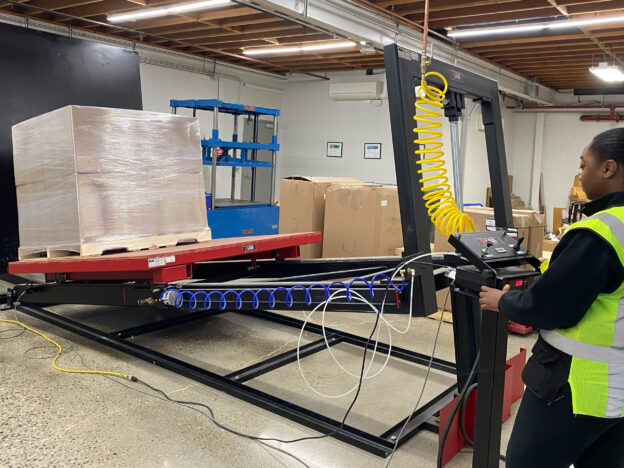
xmin=508 ymin=111 xmax=624 ymax=231
xmin=137 ymin=56 xmax=624 ymax=236
xmin=277 ymin=69 xmax=516 ymax=207
xmin=139 ymin=61 xmax=285 ymax=200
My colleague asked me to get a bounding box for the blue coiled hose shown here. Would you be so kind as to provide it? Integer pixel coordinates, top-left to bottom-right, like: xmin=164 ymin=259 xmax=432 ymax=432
xmin=160 ymin=273 xmax=405 ymax=311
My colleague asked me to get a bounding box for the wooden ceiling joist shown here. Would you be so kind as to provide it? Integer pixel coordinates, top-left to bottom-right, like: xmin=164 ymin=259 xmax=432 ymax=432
xmin=3 ymin=0 xmax=624 ymax=83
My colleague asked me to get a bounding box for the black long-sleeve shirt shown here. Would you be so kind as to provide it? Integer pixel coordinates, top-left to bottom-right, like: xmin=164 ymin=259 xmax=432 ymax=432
xmin=499 ymin=191 xmax=624 ymax=401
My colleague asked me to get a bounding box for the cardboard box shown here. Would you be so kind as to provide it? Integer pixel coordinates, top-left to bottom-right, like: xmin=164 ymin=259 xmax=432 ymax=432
xmin=433 ymin=207 xmax=545 ymax=257
xmin=322 ymin=184 xmax=402 ymax=258
xmin=552 ymin=207 xmax=567 ymax=235
xmin=543 ymin=239 xmax=559 ymax=253
xmin=485 ymin=175 xmax=514 ymax=208
xmin=511 ymin=195 xmax=527 ymax=210
xmin=278 ymin=176 xmax=364 ymax=258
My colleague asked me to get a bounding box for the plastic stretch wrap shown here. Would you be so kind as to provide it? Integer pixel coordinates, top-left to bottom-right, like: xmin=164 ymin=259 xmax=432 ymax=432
xmin=12 ymin=105 xmax=210 ymax=258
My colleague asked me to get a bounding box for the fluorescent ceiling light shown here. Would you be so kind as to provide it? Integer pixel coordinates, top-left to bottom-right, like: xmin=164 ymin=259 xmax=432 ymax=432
xmin=448 ymin=14 xmax=624 ymax=39
xmin=589 ymin=62 xmax=624 ymax=83
xmin=243 ymin=41 xmax=357 ymax=56
xmin=108 ymin=0 xmax=231 ymax=23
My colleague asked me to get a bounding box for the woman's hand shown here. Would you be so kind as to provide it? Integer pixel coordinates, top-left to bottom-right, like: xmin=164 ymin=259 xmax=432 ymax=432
xmin=479 ymin=284 xmax=510 ymax=312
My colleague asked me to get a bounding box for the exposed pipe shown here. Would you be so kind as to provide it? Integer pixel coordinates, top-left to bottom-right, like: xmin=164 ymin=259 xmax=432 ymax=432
xmin=580 ymin=107 xmax=623 ymax=122
xmin=508 ymin=105 xmax=624 ymax=114
xmin=511 ymin=105 xmax=624 ymax=110
xmin=507 ymin=103 xmax=624 ymax=121
xmin=500 ymin=91 xmax=524 ymax=106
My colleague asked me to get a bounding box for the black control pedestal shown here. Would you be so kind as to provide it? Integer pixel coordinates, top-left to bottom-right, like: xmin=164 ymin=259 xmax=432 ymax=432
xmin=447 ymin=230 xmax=540 ymax=467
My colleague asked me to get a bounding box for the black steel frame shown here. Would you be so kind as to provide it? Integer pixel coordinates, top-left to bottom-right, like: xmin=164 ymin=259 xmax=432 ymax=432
xmin=384 ymin=43 xmax=516 ymax=468
xmin=11 ymin=300 xmax=457 ymax=457
xmin=1 ymin=44 xmax=520 ymax=466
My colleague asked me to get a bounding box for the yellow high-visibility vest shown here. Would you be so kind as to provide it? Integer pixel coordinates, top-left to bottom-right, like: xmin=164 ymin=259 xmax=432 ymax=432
xmin=540 ymin=206 xmax=624 ymax=418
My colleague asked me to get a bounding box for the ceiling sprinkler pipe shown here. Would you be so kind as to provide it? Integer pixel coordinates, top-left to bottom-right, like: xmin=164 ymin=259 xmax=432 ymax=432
xmin=580 ymin=107 xmax=622 ymax=121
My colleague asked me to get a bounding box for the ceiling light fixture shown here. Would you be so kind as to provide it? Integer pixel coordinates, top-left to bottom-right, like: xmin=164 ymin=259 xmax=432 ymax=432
xmin=243 ymin=41 xmax=357 ymax=56
xmin=108 ymin=0 xmax=231 ymax=23
xmin=448 ymin=14 xmax=624 ymax=39
xmin=589 ymin=62 xmax=624 ymax=83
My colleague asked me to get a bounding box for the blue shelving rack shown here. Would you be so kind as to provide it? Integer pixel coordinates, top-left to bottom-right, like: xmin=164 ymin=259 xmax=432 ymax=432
xmin=170 ymin=99 xmax=280 ymax=238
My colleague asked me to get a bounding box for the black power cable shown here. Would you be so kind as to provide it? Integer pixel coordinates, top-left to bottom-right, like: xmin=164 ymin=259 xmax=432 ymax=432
xmin=4 ymin=258 xmax=438 ymax=465
xmin=458 ymin=382 xmax=507 ymax=463
xmin=437 ymin=351 xmax=481 ymax=468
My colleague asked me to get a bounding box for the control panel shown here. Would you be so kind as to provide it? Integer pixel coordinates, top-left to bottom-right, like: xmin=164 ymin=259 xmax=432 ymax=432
xmin=447 ymin=229 xmax=541 ymax=293
xmin=449 ymin=230 xmax=531 ymax=261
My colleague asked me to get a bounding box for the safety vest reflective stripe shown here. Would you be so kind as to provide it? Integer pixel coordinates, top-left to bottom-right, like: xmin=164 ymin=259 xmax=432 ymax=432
xmin=541 ymin=329 xmax=624 ymax=417
xmin=541 ymin=330 xmax=624 ymax=363
xmin=592 ymin=212 xmax=624 ymax=350
xmin=540 ymin=208 xmax=624 ymax=418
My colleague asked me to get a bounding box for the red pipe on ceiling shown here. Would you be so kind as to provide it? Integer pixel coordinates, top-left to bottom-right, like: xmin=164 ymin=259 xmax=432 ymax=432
xmin=506 ymin=104 xmax=624 ymax=121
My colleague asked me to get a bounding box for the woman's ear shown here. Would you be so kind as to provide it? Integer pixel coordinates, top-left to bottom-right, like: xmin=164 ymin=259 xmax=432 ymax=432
xmin=603 ymin=159 xmax=618 ymax=179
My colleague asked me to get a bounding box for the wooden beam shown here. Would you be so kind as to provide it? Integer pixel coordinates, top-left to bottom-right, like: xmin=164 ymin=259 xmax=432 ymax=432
xmin=398 ymin=0 xmax=553 ymax=20
xmin=216 ymin=33 xmax=332 ymax=50
xmin=197 ymin=6 xmax=257 ymax=21
xmin=566 ymin=0 xmax=624 ymax=15
xmin=215 ymin=13 xmax=278 ymax=28
xmin=23 ymin=0 xmax=100 ymax=11
xmin=149 ymin=19 xmax=294 ymax=42
xmin=467 ymin=39 xmax=596 ymax=54
xmin=55 ymin=0 xmax=151 ymax=18
xmin=427 ymin=8 xmax=559 ymax=28
xmin=188 ymin=28 xmax=307 ymax=45
xmin=548 ymin=0 xmax=624 ymax=70
xmin=376 ymin=0 xmax=519 ymax=12
xmin=483 ymin=48 xmax=606 ymax=61
xmin=460 ymin=33 xmax=587 ymax=48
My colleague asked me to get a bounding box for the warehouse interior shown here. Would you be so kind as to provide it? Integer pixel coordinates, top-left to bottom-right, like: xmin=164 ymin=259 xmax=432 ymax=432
xmin=1 ymin=1 xmax=624 ymax=467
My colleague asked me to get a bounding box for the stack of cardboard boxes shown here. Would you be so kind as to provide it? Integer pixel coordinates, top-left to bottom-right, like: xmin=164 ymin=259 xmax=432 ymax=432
xmin=279 ymin=177 xmax=402 ymax=258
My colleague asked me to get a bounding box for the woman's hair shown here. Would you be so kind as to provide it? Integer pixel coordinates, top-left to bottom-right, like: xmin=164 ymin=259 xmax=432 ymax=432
xmin=588 ymin=128 xmax=624 ymax=164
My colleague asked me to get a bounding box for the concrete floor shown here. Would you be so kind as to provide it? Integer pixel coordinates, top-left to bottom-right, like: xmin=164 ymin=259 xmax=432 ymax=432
xmin=0 ymin=281 xmax=536 ymax=468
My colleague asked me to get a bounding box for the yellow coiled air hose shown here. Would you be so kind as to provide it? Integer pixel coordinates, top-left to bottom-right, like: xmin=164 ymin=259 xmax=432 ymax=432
xmin=413 ymin=72 xmax=475 ymax=237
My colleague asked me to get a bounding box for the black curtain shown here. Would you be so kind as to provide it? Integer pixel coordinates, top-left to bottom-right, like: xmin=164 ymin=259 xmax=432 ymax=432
xmin=0 ymin=22 xmax=143 ymax=269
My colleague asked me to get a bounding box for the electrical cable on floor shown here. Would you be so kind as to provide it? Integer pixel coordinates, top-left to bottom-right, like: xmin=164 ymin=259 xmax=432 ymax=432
xmin=384 ymin=283 xmax=451 ymax=467
xmin=1 ymin=252 xmax=458 ymax=466
xmin=0 ymin=310 xmax=311 ymax=467
xmin=0 ymin=318 xmax=130 ymax=380
xmin=0 ymin=279 xmax=397 ymax=452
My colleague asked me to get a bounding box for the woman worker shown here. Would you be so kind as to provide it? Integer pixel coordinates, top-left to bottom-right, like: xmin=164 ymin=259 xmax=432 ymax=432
xmin=479 ymin=127 xmax=624 ymax=468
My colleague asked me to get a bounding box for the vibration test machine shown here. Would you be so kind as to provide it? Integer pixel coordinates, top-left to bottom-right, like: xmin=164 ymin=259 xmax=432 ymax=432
xmin=3 ymin=44 xmax=540 ymax=467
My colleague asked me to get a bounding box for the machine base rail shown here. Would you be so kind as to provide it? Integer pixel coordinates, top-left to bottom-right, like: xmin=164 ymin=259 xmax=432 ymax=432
xmin=13 ymin=302 xmax=457 ymax=457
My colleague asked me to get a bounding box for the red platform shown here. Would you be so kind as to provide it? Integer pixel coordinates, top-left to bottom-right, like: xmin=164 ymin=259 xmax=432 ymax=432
xmin=9 ymin=232 xmax=321 ymax=283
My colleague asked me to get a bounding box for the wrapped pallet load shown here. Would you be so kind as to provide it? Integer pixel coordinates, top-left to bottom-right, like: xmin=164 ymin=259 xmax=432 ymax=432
xmin=12 ymin=106 xmax=210 ymax=259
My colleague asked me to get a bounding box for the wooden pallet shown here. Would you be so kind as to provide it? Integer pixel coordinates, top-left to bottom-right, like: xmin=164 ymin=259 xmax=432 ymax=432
xmin=18 ymin=229 xmax=212 ymax=260
xmin=428 ymin=310 xmax=453 ymax=323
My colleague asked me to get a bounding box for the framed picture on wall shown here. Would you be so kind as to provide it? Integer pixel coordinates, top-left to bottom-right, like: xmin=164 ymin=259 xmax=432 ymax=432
xmin=364 ymin=143 xmax=381 ymax=159
xmin=327 ymin=141 xmax=343 ymax=158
